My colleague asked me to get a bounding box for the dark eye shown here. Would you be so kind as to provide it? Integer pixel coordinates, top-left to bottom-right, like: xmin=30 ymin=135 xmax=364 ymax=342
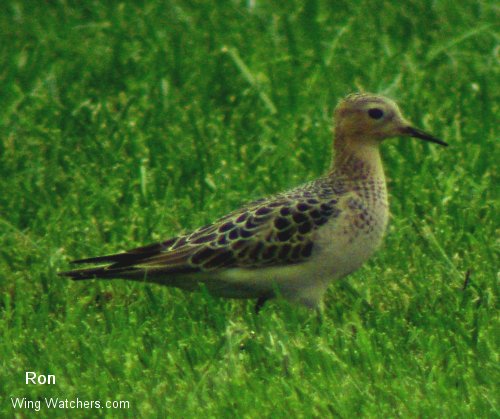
xmin=368 ymin=108 xmax=384 ymax=119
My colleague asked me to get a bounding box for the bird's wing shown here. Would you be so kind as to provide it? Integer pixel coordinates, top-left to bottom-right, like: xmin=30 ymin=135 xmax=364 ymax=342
xmin=64 ymin=181 xmax=342 ymax=279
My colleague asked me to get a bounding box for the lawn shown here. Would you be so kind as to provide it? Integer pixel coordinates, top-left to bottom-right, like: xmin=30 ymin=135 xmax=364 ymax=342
xmin=0 ymin=1 xmax=498 ymax=417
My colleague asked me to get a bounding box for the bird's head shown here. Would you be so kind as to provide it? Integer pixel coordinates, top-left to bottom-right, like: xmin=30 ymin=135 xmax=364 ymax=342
xmin=334 ymin=93 xmax=448 ymax=146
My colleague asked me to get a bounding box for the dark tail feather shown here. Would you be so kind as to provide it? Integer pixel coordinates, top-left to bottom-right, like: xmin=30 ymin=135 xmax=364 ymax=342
xmin=71 ymin=255 xmax=123 ymax=265
xmin=70 ymin=240 xmax=176 ymax=266
xmin=59 ymin=266 xmax=120 ymax=280
xmin=60 ymin=258 xmax=200 ymax=281
xmin=60 ymin=237 xmax=199 ymax=281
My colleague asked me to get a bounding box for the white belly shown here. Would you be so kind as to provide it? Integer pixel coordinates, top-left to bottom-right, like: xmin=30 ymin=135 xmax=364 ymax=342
xmin=276 ymin=201 xmax=387 ymax=305
xmin=217 ymin=193 xmax=388 ymax=308
xmin=313 ymin=196 xmax=389 ymax=279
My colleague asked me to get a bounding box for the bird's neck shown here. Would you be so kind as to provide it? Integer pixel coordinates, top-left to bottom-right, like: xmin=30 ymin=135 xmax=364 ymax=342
xmin=329 ymin=132 xmax=385 ymax=182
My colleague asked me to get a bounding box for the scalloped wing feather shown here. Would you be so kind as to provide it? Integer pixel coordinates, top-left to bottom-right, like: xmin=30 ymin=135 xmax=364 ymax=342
xmin=62 ymin=177 xmax=344 ymax=280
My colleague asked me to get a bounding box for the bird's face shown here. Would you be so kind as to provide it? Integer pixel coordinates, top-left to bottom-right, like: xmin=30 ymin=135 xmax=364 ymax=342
xmin=334 ymin=93 xmax=448 ymax=146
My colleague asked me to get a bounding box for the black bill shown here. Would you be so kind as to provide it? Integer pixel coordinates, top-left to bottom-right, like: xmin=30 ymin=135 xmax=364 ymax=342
xmin=403 ymin=126 xmax=448 ymax=146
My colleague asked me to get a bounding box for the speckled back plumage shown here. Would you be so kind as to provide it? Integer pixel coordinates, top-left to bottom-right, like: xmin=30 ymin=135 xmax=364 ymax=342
xmin=67 ymin=176 xmax=348 ymax=276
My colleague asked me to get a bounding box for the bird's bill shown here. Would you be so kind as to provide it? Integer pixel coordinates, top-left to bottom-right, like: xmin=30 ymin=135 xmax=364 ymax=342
xmin=402 ymin=126 xmax=448 ymax=146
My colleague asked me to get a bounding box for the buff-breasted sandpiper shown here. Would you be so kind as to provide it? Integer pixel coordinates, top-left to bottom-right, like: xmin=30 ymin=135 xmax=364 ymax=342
xmin=60 ymin=93 xmax=448 ymax=312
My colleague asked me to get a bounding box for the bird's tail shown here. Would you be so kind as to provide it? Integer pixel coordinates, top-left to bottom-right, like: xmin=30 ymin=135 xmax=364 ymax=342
xmin=59 ymin=266 xmax=120 ymax=280
xmin=59 ymin=242 xmax=199 ymax=282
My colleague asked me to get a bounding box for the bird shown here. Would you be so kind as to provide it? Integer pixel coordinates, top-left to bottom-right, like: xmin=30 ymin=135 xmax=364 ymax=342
xmin=60 ymin=93 xmax=448 ymax=312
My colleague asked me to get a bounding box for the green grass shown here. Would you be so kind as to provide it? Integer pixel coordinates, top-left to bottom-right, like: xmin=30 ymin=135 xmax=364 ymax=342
xmin=1 ymin=1 xmax=498 ymax=417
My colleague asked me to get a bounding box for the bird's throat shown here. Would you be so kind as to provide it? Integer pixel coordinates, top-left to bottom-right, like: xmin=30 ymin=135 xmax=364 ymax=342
xmin=331 ymin=134 xmax=385 ymax=182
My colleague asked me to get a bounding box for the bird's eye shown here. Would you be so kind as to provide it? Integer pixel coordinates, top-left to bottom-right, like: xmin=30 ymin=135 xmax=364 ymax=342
xmin=368 ymin=108 xmax=384 ymax=119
